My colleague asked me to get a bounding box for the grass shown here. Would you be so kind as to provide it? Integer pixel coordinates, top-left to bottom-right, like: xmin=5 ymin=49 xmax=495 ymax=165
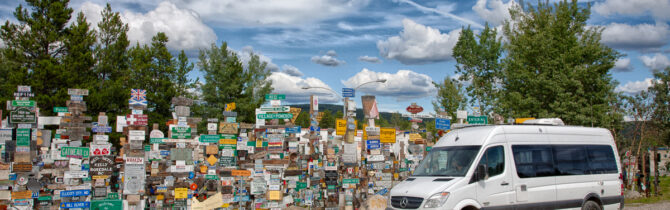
xmin=625 ymin=176 xmax=670 ymax=205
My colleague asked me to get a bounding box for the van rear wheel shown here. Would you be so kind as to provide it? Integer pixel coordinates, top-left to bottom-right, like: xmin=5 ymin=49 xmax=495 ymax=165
xmin=582 ymin=200 xmax=601 ymax=210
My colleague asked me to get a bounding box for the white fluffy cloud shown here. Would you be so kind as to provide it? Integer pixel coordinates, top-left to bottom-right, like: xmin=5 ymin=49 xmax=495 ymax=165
xmin=473 ymin=0 xmax=518 ymax=26
xmin=377 ymin=19 xmax=461 ymax=64
xmin=78 ymin=1 xmax=217 ymax=51
xmin=613 ymin=57 xmax=632 ymax=72
xmin=640 ymin=53 xmax=670 ymax=71
xmin=237 ymin=46 xmax=280 ymax=72
xmin=311 ymin=50 xmax=346 ymax=67
xmin=601 ymin=22 xmax=670 ymax=51
xmin=267 ymin=72 xmax=339 ymax=103
xmin=282 ymin=65 xmax=304 ymax=77
xmin=342 ymin=69 xmax=437 ymax=100
xmin=615 ymin=78 xmax=655 ymax=93
xmin=594 ymin=0 xmax=670 ymax=20
xmin=358 ymin=55 xmax=382 ymax=63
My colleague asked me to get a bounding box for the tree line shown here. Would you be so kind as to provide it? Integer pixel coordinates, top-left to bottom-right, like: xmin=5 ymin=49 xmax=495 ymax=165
xmin=0 ymin=0 xmax=274 ymax=133
xmin=432 ymin=0 xmax=669 ymax=195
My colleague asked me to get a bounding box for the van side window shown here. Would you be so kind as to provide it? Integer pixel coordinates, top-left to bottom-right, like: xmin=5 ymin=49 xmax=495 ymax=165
xmin=478 ymin=146 xmax=505 ymax=177
xmin=586 ymin=145 xmax=618 ymax=174
xmin=512 ymin=145 xmax=556 ymax=178
xmin=554 ymin=145 xmax=588 ymax=175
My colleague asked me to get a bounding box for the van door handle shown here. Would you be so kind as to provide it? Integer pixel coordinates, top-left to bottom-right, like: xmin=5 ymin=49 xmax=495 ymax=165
xmin=501 ymin=181 xmax=509 ymax=186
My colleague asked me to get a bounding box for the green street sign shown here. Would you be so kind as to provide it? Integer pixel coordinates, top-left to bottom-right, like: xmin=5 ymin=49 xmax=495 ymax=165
xmin=144 ymin=145 xmax=150 ymax=151
xmin=200 ymin=134 xmax=220 ymax=143
xmin=296 ymin=182 xmax=307 ymax=190
xmin=106 ymin=193 xmax=120 ymax=200
xmin=265 ymin=94 xmax=286 ymax=100
xmin=256 ymin=113 xmax=293 ymax=119
xmin=38 ymin=196 xmax=52 ymax=201
xmin=91 ymin=199 xmax=123 ymax=210
xmin=150 ymin=138 xmax=166 ymax=144
xmin=327 ymin=185 xmax=336 ymax=190
xmin=467 ymin=116 xmax=488 ymax=125
xmin=205 ymin=175 xmax=219 ymax=180
xmin=221 ymin=134 xmax=237 ymax=139
xmin=343 ymin=178 xmax=359 ymax=184
xmin=16 ymin=128 xmax=30 ymax=147
xmin=171 ymin=127 xmax=191 ymax=139
xmin=259 ymin=106 xmax=290 ymax=112
xmin=60 ymin=147 xmax=90 ymax=158
xmin=11 ymin=100 xmax=35 ymax=107
xmin=53 ymin=106 xmax=68 ymax=113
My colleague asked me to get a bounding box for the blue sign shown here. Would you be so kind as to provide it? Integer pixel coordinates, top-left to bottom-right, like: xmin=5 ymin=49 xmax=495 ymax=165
xmin=61 ymin=202 xmax=90 ymax=208
xmin=366 ymin=140 xmax=381 ymax=150
xmin=91 ymin=126 xmax=112 ymax=133
xmin=310 ymin=125 xmax=320 ymax=132
xmin=32 ymin=191 xmax=38 ymax=198
xmin=342 ymin=88 xmax=355 ymax=97
xmin=60 ymin=189 xmax=91 ymax=197
xmin=376 ymin=188 xmax=389 ymax=196
xmin=435 ymin=118 xmax=451 ymax=130
xmin=160 ymin=150 xmax=170 ymax=156
xmin=285 ymin=126 xmax=301 ymax=134
xmin=8 ymin=173 xmax=16 ymax=180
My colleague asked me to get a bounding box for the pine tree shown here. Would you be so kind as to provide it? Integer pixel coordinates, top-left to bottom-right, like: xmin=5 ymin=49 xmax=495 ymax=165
xmin=175 ymin=50 xmax=197 ymax=97
xmin=62 ymin=12 xmax=96 ymax=91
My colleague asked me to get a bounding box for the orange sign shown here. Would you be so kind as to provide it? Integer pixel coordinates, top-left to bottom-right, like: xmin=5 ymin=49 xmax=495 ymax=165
xmin=12 ymin=191 xmax=32 ymax=199
xmin=219 ymin=139 xmax=236 ymax=145
xmin=231 ymin=170 xmax=251 ymax=177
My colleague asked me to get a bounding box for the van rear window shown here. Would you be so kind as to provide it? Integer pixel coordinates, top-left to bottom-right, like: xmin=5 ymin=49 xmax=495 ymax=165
xmin=512 ymin=144 xmax=618 ymax=178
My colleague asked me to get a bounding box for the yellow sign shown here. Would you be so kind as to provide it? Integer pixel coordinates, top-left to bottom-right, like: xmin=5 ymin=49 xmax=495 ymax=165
xmin=12 ymin=191 xmax=32 ymax=199
xmin=175 ymin=188 xmax=188 ymax=199
xmin=380 ymin=128 xmax=396 ymax=143
xmin=362 ymin=124 xmax=379 ymax=140
xmin=336 ymin=119 xmax=346 ymax=136
xmin=225 ymin=102 xmax=236 ymax=111
xmin=157 ymin=194 xmax=164 ymax=200
xmin=256 ymin=140 xmax=263 ymax=148
xmin=92 ymin=175 xmax=109 ymax=180
xmin=409 ymin=133 xmax=422 ymax=142
xmin=289 ymin=108 xmax=301 ymax=123
xmin=267 ymin=191 xmax=281 ymax=200
xmin=515 ymin=118 xmax=535 ymax=124
xmin=207 ymin=155 xmax=218 ymax=165
xmin=231 ymin=170 xmax=251 ymax=177
xmin=219 ymin=139 xmax=236 ymax=145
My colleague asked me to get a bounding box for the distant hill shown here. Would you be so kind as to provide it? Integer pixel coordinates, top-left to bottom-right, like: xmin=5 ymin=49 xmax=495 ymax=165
xmin=290 ymin=104 xmax=399 ymax=121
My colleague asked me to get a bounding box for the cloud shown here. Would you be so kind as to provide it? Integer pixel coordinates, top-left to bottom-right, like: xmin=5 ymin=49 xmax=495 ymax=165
xmin=253 ymin=27 xmax=382 ymax=47
xmin=281 ymin=64 xmax=303 ymax=77
xmin=377 ymin=19 xmax=461 ymax=64
xmin=472 ymin=0 xmax=518 ymax=26
xmin=78 ymin=1 xmax=217 ymax=51
xmin=341 ymin=68 xmax=437 ymax=100
xmin=394 ymin=0 xmax=484 ymax=28
xmin=612 ymin=57 xmax=633 ymax=72
xmin=615 ymin=78 xmax=654 ymax=93
xmin=640 ymin=53 xmax=670 ymax=71
xmin=311 ymin=50 xmax=346 ymax=67
xmin=358 ymin=55 xmax=382 ymax=63
xmin=594 ymin=0 xmax=670 ymax=20
xmin=600 ymin=22 xmax=670 ymax=51
xmin=267 ymin=72 xmax=340 ymax=103
xmin=237 ymin=46 xmax=280 ymax=72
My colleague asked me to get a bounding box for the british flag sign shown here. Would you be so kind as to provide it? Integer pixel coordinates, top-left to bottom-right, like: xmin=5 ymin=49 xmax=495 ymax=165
xmin=128 ymin=89 xmax=147 ymax=106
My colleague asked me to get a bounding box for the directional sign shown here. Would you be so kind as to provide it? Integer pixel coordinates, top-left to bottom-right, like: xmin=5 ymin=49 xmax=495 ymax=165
xmin=256 ymin=113 xmax=292 ymax=119
xmin=467 ymin=116 xmax=488 ymax=125
xmin=53 ymin=107 xmax=68 ymax=113
xmin=60 ymin=189 xmax=91 ymax=197
xmin=11 ymin=100 xmax=35 ymax=107
xmin=259 ymin=106 xmax=290 ymax=112
xmin=342 ymin=88 xmax=355 ymax=97
xmin=91 ymin=199 xmax=122 ymax=210
xmin=265 ymin=94 xmax=285 ymax=100
xmin=435 ymin=118 xmax=451 ymax=130
xmin=61 ymin=147 xmax=90 ymax=158
xmin=16 ymin=128 xmax=30 ymax=147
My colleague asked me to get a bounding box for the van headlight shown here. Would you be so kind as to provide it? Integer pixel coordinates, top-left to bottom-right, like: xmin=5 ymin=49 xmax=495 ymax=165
xmin=423 ymin=192 xmax=450 ymax=208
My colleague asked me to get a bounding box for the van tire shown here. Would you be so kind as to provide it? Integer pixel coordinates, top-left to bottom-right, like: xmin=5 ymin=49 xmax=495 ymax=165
xmin=582 ymin=200 xmax=601 ymax=210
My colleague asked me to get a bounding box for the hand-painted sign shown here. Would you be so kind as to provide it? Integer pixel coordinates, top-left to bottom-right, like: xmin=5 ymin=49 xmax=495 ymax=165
xmin=10 ymin=107 xmax=36 ymax=124
xmin=90 ymin=156 xmax=114 ymax=176
xmin=128 ymin=89 xmax=147 ymax=106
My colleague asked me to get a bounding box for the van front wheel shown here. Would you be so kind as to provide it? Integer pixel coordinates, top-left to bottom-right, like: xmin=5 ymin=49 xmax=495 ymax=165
xmin=582 ymin=200 xmax=601 ymax=210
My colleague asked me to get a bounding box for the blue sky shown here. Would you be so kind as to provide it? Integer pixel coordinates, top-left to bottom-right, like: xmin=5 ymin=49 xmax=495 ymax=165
xmin=1 ymin=0 xmax=669 ymax=115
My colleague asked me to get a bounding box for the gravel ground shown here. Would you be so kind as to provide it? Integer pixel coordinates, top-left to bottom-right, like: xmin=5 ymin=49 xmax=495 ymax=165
xmin=625 ymin=201 xmax=670 ymax=210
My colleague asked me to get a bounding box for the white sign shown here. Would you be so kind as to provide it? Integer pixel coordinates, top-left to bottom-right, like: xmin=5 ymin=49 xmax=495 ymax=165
xmin=312 ymin=95 xmax=318 ymax=111
xmin=457 ymin=110 xmax=467 ymax=119
xmin=128 ymin=135 xmax=145 ymax=141
xmin=129 ymin=130 xmax=145 ymax=136
xmin=116 ymin=116 xmax=127 ymax=132
xmin=150 ymin=130 xmax=164 ymax=138
xmin=93 ymin=135 xmax=109 ymax=141
xmin=125 ymin=157 xmax=144 ymax=164
xmin=270 ymin=100 xmax=281 ymax=106
xmin=64 ymin=171 xmax=88 ymax=178
xmin=207 ymin=123 xmax=217 ymax=131
xmin=90 ymin=144 xmax=111 ymax=156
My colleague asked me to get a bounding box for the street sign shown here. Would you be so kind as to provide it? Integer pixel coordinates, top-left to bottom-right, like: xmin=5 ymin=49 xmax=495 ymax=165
xmin=265 ymin=94 xmax=285 ymax=100
xmin=16 ymin=128 xmax=30 ymax=147
xmin=366 ymin=140 xmax=380 ymax=150
xmin=91 ymin=199 xmax=122 ymax=210
xmin=435 ymin=118 xmax=451 ymax=130
xmin=200 ymin=134 xmax=220 ymax=143
xmin=467 ymin=116 xmax=488 ymax=125
xmin=61 ymin=147 xmax=90 ymax=158
xmin=342 ymin=88 xmax=355 ymax=97
xmin=60 ymin=189 xmax=90 ymax=197
xmin=259 ymin=106 xmax=290 ymax=112
xmin=256 ymin=113 xmax=293 ymax=119
xmin=11 ymin=100 xmax=35 ymax=107
xmin=285 ymin=126 xmax=301 ymax=134
xmin=10 ymin=107 xmax=36 ymax=124
xmin=53 ymin=107 xmax=68 ymax=113
xmin=171 ymin=127 xmax=192 ymax=139
xmin=61 ymin=202 xmax=90 ymax=209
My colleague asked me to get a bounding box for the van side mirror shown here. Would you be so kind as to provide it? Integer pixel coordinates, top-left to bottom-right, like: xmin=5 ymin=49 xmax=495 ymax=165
xmin=476 ymin=164 xmax=487 ymax=181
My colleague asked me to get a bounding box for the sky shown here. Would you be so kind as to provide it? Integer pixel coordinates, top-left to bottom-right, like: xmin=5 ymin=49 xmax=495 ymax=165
xmin=1 ymin=0 xmax=669 ymax=116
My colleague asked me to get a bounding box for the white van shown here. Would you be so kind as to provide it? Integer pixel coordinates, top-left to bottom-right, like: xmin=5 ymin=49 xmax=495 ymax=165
xmin=388 ymin=120 xmax=624 ymax=210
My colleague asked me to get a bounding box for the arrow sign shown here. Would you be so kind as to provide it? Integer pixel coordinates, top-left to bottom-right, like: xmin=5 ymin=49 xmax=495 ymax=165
xmin=259 ymin=106 xmax=290 ymax=112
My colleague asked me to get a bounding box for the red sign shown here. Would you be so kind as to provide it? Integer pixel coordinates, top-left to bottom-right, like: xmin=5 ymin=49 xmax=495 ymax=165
xmin=406 ymin=104 xmax=424 ymax=114
xmin=126 ymin=114 xmax=148 ymax=126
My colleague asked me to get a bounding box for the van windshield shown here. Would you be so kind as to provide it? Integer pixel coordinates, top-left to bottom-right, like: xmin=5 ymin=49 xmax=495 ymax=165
xmin=412 ymin=146 xmax=481 ymax=177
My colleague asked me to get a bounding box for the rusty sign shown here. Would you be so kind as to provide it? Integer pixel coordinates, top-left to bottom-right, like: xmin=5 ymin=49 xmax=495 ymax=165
xmin=12 ymin=163 xmax=33 ymax=172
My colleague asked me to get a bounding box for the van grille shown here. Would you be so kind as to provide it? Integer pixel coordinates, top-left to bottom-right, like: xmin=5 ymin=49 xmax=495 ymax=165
xmin=391 ymin=196 xmax=423 ymax=209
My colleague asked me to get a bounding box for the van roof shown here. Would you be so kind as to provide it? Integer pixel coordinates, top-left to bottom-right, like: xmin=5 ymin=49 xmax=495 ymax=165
xmin=434 ymin=125 xmax=612 ymax=147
